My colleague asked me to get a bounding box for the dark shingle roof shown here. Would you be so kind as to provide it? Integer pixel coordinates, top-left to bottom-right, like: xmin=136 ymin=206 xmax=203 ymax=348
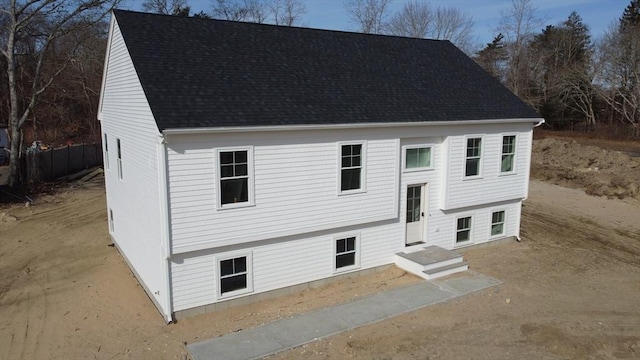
xmin=112 ymin=10 xmax=540 ymax=131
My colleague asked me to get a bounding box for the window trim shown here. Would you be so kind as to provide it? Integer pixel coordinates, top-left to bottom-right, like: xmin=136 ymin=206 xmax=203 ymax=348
xmin=116 ymin=138 xmax=123 ymax=181
xmin=490 ymin=210 xmax=506 ymax=238
xmin=463 ymin=136 xmax=484 ymax=179
xmin=216 ymin=251 xmax=253 ymax=299
xmin=337 ymin=141 xmax=367 ymax=195
xmin=103 ymin=133 xmax=109 ymax=171
xmin=402 ymin=144 xmax=434 ymax=172
xmin=333 ymin=233 xmax=361 ymax=273
xmin=454 ymin=215 xmax=473 ymax=246
xmin=499 ymin=134 xmax=517 ymax=175
xmin=215 ymin=146 xmax=255 ymax=210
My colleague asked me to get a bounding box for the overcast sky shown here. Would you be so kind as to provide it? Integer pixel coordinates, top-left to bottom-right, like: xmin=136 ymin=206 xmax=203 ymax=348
xmin=123 ymin=0 xmax=628 ymax=48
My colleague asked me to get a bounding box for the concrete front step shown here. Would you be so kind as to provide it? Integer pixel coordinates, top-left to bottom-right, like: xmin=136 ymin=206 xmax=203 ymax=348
xmin=395 ymin=245 xmax=468 ymax=280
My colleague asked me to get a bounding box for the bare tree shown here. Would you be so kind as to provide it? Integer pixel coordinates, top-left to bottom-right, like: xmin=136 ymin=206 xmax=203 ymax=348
xmin=595 ymin=21 xmax=640 ymax=136
xmin=387 ymin=0 xmax=431 ymax=38
xmin=1 ymin=0 xmax=120 ymax=186
xmin=344 ymin=0 xmax=392 ymax=34
xmin=142 ymin=0 xmax=189 ymax=15
xmin=269 ymin=0 xmax=305 ymax=26
xmin=211 ymin=0 xmax=250 ymax=21
xmin=497 ymin=0 xmax=545 ymax=98
xmin=431 ymin=6 xmax=474 ymax=52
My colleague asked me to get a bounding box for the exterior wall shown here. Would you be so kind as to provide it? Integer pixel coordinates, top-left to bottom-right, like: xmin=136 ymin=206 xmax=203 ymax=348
xmin=99 ymin=18 xmax=167 ymax=314
xmin=168 ymin=123 xmax=534 ymax=312
xmin=441 ymin=123 xmax=533 ymax=210
xmin=166 ymin=129 xmax=399 ymax=253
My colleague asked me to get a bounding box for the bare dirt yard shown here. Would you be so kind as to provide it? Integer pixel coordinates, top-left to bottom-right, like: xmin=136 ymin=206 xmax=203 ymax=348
xmin=1 ymin=138 xmax=639 ymax=360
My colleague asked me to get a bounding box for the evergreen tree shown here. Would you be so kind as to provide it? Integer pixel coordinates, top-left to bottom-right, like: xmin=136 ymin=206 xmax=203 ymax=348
xmin=475 ymin=33 xmax=508 ymax=81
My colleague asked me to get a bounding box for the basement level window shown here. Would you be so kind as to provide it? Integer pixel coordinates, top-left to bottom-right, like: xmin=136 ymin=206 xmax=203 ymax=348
xmin=218 ymin=253 xmax=253 ymax=298
xmin=456 ymin=216 xmax=472 ymax=243
xmin=335 ymin=235 xmax=360 ymax=272
xmin=491 ymin=211 xmax=505 ymax=236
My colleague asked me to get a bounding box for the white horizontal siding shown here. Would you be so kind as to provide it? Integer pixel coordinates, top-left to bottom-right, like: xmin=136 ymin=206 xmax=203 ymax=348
xmin=100 ymin=18 xmax=166 ymax=312
xmin=442 ymin=123 xmax=533 ymax=209
xmin=166 ymin=130 xmax=399 ymax=252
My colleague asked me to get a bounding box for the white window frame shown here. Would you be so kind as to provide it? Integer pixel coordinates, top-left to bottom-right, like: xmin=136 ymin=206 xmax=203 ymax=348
xmin=490 ymin=210 xmax=506 ymax=237
xmin=215 ymin=147 xmax=255 ymax=210
xmin=103 ymin=133 xmax=109 ymax=170
xmin=500 ymin=134 xmax=517 ymax=175
xmin=337 ymin=141 xmax=367 ymax=195
xmin=402 ymin=144 xmax=434 ymax=172
xmin=463 ymin=136 xmax=483 ymax=179
xmin=116 ymin=138 xmax=123 ymax=180
xmin=455 ymin=215 xmax=473 ymax=246
xmin=216 ymin=251 xmax=253 ymax=299
xmin=333 ymin=233 xmax=361 ymax=273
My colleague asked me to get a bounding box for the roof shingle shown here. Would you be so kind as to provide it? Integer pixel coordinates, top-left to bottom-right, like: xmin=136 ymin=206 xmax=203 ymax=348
xmin=112 ymin=10 xmax=541 ymax=131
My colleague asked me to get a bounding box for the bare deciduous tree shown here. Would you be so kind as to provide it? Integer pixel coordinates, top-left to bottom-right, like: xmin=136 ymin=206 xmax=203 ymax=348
xmin=1 ymin=0 xmax=120 ymax=186
xmin=387 ymin=0 xmax=431 ymax=38
xmin=269 ymin=0 xmax=305 ymax=26
xmin=212 ymin=0 xmax=250 ymax=21
xmin=497 ymin=0 xmax=546 ymax=98
xmin=142 ymin=0 xmax=188 ymax=15
xmin=344 ymin=0 xmax=392 ymax=34
xmin=431 ymin=6 xmax=474 ymax=52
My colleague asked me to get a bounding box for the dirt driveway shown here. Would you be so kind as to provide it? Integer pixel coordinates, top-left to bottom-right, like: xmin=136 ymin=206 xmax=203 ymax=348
xmin=1 ymin=148 xmax=639 ymax=359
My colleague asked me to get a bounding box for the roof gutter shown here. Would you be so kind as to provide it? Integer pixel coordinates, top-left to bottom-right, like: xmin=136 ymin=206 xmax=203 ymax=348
xmin=161 ymin=118 xmax=544 ymax=135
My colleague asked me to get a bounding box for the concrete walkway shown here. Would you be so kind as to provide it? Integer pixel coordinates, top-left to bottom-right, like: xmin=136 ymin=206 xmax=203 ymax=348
xmin=187 ymin=271 xmax=500 ymax=360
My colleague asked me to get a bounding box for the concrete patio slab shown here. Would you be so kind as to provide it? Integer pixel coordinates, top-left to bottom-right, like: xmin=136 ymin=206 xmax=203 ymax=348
xmin=187 ymin=270 xmax=500 ymax=360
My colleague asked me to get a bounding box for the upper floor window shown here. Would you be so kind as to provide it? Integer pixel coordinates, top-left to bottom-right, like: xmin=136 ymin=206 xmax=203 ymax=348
xmin=465 ymin=137 xmax=482 ymax=177
xmin=501 ymin=135 xmax=516 ymax=173
xmin=103 ymin=133 xmax=109 ymax=170
xmin=404 ymin=145 xmax=433 ymax=171
xmin=340 ymin=143 xmax=365 ymax=192
xmin=219 ymin=149 xmax=251 ymax=206
xmin=116 ymin=138 xmax=123 ymax=180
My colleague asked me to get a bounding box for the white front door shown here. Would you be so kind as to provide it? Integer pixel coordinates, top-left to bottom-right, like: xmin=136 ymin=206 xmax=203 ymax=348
xmin=406 ymin=184 xmax=426 ymax=245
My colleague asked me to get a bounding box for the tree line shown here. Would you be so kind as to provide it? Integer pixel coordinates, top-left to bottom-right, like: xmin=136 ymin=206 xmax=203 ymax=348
xmin=1 ymin=0 xmax=638 ymax=186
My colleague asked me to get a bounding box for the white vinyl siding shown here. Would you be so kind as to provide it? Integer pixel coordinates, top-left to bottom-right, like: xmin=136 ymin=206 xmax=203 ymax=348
xmin=167 ymin=131 xmax=397 ymax=253
xmin=99 ymin=18 xmax=166 ymax=314
xmin=441 ymin=124 xmax=532 ymax=210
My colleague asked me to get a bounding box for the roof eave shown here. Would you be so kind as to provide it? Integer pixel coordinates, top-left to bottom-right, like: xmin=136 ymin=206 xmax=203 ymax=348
xmin=161 ymin=118 xmax=544 ymax=135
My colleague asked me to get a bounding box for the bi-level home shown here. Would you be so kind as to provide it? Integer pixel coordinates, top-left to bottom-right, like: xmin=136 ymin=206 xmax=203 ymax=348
xmin=98 ymin=10 xmax=543 ymax=322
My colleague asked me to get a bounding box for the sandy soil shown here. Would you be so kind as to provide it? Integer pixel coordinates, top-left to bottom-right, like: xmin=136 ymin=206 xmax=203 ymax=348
xmin=1 ymin=139 xmax=639 ymax=360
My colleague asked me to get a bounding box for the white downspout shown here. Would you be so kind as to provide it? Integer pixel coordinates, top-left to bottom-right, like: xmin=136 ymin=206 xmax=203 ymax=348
xmin=157 ymin=134 xmax=173 ymax=323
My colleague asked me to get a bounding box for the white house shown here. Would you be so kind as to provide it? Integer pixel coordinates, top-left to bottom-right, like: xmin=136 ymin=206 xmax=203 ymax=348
xmin=98 ymin=10 xmax=544 ymax=322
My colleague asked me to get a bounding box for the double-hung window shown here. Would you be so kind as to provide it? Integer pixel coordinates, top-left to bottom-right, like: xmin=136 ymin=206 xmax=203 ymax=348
xmin=491 ymin=211 xmax=506 ymax=236
xmin=219 ymin=149 xmax=252 ymax=207
xmin=501 ymin=135 xmax=516 ymax=173
xmin=116 ymin=138 xmax=123 ymax=180
xmin=218 ymin=254 xmax=252 ymax=297
xmin=465 ymin=137 xmax=482 ymax=177
xmin=456 ymin=216 xmax=472 ymax=244
xmin=335 ymin=236 xmax=359 ymax=271
xmin=340 ymin=143 xmax=364 ymax=192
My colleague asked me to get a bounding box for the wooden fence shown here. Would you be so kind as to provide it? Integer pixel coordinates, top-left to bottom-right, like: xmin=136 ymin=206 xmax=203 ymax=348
xmin=21 ymin=143 xmax=103 ymax=183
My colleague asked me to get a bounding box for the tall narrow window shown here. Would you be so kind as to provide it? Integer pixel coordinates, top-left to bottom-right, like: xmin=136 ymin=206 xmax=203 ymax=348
xmin=103 ymin=133 xmax=109 ymax=170
xmin=456 ymin=216 xmax=472 ymax=243
xmin=219 ymin=150 xmax=249 ymax=205
xmin=465 ymin=138 xmax=481 ymax=177
xmin=491 ymin=211 xmax=505 ymax=236
xmin=501 ymin=135 xmax=516 ymax=173
xmin=341 ymin=144 xmax=362 ymax=192
xmin=117 ymin=138 xmax=123 ymax=180
xmin=335 ymin=236 xmax=358 ymax=270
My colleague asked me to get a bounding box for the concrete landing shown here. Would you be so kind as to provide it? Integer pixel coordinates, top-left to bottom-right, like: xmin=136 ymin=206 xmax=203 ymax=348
xmin=187 ymin=271 xmax=500 ymax=360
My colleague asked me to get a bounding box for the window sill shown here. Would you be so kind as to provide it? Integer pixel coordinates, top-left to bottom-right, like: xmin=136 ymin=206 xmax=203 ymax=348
xmin=454 ymin=240 xmax=474 ymax=248
xmin=338 ymin=189 xmax=367 ymax=196
xmin=498 ymin=171 xmax=517 ymax=177
xmin=333 ymin=264 xmax=360 ymax=274
xmin=218 ymin=288 xmax=253 ymax=300
xmin=462 ymin=175 xmax=483 ymax=181
xmin=402 ymin=167 xmax=434 ymax=173
xmin=217 ymin=202 xmax=256 ymax=211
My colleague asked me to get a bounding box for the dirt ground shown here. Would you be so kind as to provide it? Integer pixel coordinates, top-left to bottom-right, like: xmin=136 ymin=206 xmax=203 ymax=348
xmin=1 ymin=138 xmax=639 ymax=360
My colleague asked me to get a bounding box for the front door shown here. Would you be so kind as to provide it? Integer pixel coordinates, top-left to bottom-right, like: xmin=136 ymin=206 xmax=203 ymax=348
xmin=406 ymin=184 xmax=426 ymax=245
